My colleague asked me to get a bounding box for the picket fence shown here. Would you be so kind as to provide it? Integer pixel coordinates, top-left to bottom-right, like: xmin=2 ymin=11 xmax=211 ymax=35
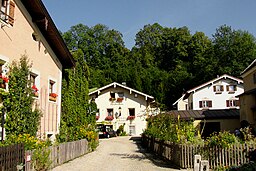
xmin=141 ymin=134 xmax=256 ymax=169
xmin=25 ymin=139 xmax=89 ymax=171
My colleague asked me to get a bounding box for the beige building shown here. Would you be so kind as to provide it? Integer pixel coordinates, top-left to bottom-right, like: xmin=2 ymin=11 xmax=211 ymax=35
xmin=89 ymin=82 xmax=158 ymax=136
xmin=0 ymin=0 xmax=74 ymax=139
xmin=239 ymin=59 xmax=256 ymax=125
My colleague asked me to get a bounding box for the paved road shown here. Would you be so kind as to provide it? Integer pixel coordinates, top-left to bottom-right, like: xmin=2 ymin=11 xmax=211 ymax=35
xmin=53 ymin=136 xmax=180 ymax=171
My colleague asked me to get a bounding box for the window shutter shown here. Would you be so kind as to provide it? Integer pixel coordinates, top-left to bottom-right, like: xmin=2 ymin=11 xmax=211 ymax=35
xmin=226 ymin=100 xmax=230 ymax=107
xmin=9 ymin=1 xmax=15 ymax=26
xmin=226 ymin=85 xmax=229 ymax=91
xmin=199 ymin=101 xmax=202 ymax=108
xmin=220 ymin=85 xmax=224 ymax=91
xmin=208 ymin=101 xmax=212 ymax=107
xmin=213 ymin=86 xmax=216 ymax=92
xmin=234 ymin=85 xmax=237 ymax=91
xmin=236 ymin=100 xmax=240 ymax=106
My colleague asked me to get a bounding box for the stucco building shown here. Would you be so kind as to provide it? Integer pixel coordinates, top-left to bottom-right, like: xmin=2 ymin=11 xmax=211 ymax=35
xmin=89 ymin=82 xmax=158 ymax=136
xmin=0 ymin=0 xmax=74 ymax=140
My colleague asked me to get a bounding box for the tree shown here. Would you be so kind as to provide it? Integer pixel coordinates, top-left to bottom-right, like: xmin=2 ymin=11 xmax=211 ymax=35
xmin=4 ymin=55 xmax=41 ymax=137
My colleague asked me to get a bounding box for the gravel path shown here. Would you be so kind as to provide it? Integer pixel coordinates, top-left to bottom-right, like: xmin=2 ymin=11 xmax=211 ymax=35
xmin=52 ymin=136 xmax=180 ymax=171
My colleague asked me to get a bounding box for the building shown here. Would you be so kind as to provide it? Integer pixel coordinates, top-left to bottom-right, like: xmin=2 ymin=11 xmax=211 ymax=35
xmin=239 ymin=59 xmax=256 ymax=126
xmin=89 ymin=82 xmax=158 ymax=136
xmin=0 ymin=0 xmax=74 ymax=140
xmin=174 ymin=74 xmax=244 ymax=110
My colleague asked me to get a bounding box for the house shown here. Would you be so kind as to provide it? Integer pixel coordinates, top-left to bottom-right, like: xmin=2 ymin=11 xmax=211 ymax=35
xmin=174 ymin=74 xmax=244 ymax=110
xmin=166 ymin=109 xmax=240 ymax=137
xmin=239 ymin=59 xmax=256 ymax=126
xmin=89 ymin=82 xmax=158 ymax=136
xmin=0 ymin=0 xmax=75 ymax=140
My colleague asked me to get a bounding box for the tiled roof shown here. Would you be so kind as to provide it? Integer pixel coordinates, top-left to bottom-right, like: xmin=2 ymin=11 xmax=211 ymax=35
xmin=165 ymin=109 xmax=239 ymax=120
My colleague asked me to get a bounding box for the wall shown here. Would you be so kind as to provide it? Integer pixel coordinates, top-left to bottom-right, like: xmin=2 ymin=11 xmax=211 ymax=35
xmin=0 ymin=1 xmax=62 ymax=139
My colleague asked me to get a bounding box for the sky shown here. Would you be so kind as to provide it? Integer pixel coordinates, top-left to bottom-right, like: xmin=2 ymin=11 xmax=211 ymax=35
xmin=42 ymin=0 xmax=256 ymax=49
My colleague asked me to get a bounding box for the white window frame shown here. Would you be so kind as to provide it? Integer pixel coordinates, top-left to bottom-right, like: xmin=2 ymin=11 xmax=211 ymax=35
xmin=0 ymin=0 xmax=10 ymax=24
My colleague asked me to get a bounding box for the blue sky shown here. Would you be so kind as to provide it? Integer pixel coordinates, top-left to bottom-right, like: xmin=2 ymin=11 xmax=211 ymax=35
xmin=43 ymin=0 xmax=256 ymax=49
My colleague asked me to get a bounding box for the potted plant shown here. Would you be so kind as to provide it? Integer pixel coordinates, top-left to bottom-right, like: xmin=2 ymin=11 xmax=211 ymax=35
xmin=32 ymin=85 xmax=39 ymax=97
xmin=0 ymin=74 xmax=8 ymax=89
xmin=116 ymin=97 xmax=123 ymax=102
xmin=105 ymin=115 xmax=114 ymax=121
xmin=49 ymin=93 xmax=58 ymax=102
xmin=127 ymin=116 xmax=135 ymax=120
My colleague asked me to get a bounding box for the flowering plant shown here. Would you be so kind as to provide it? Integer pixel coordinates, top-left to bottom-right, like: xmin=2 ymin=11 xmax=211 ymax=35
xmin=127 ymin=116 xmax=135 ymax=120
xmin=49 ymin=93 xmax=58 ymax=98
xmin=117 ymin=97 xmax=123 ymax=102
xmin=105 ymin=115 xmax=114 ymax=121
xmin=32 ymin=85 xmax=38 ymax=92
xmin=0 ymin=74 xmax=8 ymax=83
xmin=109 ymin=97 xmax=116 ymax=101
xmin=96 ymin=116 xmax=99 ymax=120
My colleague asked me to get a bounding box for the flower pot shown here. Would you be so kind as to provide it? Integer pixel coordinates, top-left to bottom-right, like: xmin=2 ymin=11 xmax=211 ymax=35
xmin=49 ymin=96 xmax=57 ymax=102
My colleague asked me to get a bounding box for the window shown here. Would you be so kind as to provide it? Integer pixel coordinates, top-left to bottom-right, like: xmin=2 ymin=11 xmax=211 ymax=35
xmin=118 ymin=92 xmax=124 ymax=97
xmin=110 ymin=92 xmax=115 ymax=98
xmin=129 ymin=108 xmax=135 ymax=116
xmin=107 ymin=109 xmax=113 ymax=116
xmin=227 ymin=85 xmax=237 ymax=93
xmin=49 ymin=79 xmax=57 ymax=101
xmin=226 ymin=100 xmax=239 ymax=107
xmin=0 ymin=0 xmax=15 ymax=26
xmin=49 ymin=80 xmax=55 ymax=94
xmin=199 ymin=100 xmax=212 ymax=108
xmin=30 ymin=73 xmax=39 ymax=97
xmin=254 ymin=73 xmax=256 ymax=84
xmin=213 ymin=85 xmax=223 ymax=93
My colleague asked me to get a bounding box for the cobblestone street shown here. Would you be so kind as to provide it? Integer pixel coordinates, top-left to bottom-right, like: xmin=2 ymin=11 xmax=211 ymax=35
xmin=53 ymin=136 xmax=180 ymax=171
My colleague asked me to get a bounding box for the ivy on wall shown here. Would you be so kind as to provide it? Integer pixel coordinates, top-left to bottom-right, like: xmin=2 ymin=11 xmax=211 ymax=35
xmin=58 ymin=49 xmax=97 ymax=143
xmin=4 ymin=55 xmax=42 ymax=138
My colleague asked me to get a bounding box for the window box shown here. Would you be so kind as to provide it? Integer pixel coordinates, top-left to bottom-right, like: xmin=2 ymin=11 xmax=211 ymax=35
xmin=49 ymin=93 xmax=58 ymax=102
xmin=127 ymin=116 xmax=135 ymax=120
xmin=105 ymin=116 xmax=114 ymax=121
xmin=32 ymin=85 xmax=39 ymax=97
xmin=117 ymin=97 xmax=123 ymax=102
xmin=109 ymin=97 xmax=116 ymax=102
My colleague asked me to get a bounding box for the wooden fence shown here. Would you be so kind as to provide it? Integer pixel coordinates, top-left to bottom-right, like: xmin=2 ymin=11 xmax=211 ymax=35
xmin=141 ymin=135 xmax=256 ymax=169
xmin=25 ymin=139 xmax=89 ymax=171
xmin=0 ymin=144 xmax=24 ymax=171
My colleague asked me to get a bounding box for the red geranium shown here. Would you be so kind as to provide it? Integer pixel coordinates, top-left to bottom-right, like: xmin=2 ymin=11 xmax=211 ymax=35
xmin=105 ymin=116 xmax=114 ymax=121
xmin=127 ymin=116 xmax=135 ymax=120
xmin=0 ymin=75 xmax=8 ymax=83
xmin=32 ymin=85 xmax=38 ymax=92
xmin=49 ymin=93 xmax=58 ymax=98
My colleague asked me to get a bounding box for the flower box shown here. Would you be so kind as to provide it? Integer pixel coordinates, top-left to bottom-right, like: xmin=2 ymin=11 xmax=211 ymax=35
xmin=116 ymin=97 xmax=123 ymax=102
xmin=109 ymin=97 xmax=116 ymax=102
xmin=33 ymin=92 xmax=39 ymax=97
xmin=127 ymin=116 xmax=135 ymax=120
xmin=49 ymin=93 xmax=58 ymax=102
xmin=105 ymin=115 xmax=114 ymax=121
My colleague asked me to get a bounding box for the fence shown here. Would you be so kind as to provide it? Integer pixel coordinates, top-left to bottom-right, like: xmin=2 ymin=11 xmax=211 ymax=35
xmin=0 ymin=144 xmax=24 ymax=171
xmin=141 ymin=135 xmax=256 ymax=169
xmin=25 ymin=139 xmax=89 ymax=171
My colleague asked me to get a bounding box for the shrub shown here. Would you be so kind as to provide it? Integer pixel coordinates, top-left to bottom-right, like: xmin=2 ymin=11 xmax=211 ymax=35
xmin=205 ymin=131 xmax=239 ymax=148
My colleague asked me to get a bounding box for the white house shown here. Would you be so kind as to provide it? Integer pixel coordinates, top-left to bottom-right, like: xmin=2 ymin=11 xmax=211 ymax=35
xmin=174 ymin=74 xmax=244 ymax=110
xmin=89 ymin=82 xmax=158 ymax=136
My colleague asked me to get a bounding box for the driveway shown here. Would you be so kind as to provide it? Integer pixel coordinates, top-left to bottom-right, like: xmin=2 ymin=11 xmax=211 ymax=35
xmin=52 ymin=136 xmax=180 ymax=171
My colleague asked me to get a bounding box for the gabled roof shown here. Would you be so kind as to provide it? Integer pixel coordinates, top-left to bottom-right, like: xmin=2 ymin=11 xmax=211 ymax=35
xmin=166 ymin=109 xmax=239 ymax=120
xmin=181 ymin=74 xmax=243 ymax=100
xmin=89 ymin=82 xmax=154 ymax=100
xmin=21 ymin=0 xmax=75 ymax=68
xmin=241 ymin=59 xmax=256 ymax=76
xmin=172 ymin=94 xmax=186 ymax=106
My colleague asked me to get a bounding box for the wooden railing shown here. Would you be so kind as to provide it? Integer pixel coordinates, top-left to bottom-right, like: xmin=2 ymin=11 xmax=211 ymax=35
xmin=25 ymin=139 xmax=89 ymax=171
xmin=0 ymin=144 xmax=24 ymax=171
xmin=141 ymin=134 xmax=256 ymax=169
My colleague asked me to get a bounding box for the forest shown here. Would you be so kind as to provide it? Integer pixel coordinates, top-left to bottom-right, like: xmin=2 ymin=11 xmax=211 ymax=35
xmin=61 ymin=23 xmax=256 ymax=110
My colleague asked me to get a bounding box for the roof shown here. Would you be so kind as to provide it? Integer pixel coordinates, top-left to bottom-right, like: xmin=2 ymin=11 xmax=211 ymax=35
xmin=241 ymin=59 xmax=256 ymax=76
xmin=89 ymin=82 xmax=154 ymax=100
xmin=166 ymin=109 xmax=240 ymax=120
xmin=172 ymin=94 xmax=186 ymax=106
xmin=183 ymin=74 xmax=243 ymax=100
xmin=21 ymin=0 xmax=75 ymax=68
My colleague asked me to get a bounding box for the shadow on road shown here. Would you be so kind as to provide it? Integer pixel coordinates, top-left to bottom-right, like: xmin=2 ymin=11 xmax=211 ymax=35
xmin=128 ymin=136 xmax=180 ymax=170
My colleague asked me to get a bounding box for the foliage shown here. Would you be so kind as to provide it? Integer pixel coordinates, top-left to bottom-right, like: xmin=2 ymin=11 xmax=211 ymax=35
xmin=228 ymin=161 xmax=256 ymax=171
xmin=32 ymin=147 xmax=52 ymax=171
xmin=3 ymin=55 xmax=42 ymax=137
xmin=205 ymin=131 xmax=239 ymax=148
xmin=63 ymin=23 xmax=256 ymax=110
xmin=144 ymin=114 xmax=201 ymax=144
xmin=116 ymin=124 xmax=127 ymax=136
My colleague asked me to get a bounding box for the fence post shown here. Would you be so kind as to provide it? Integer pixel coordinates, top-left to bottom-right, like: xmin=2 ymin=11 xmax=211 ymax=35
xmin=199 ymin=160 xmax=209 ymax=171
xmin=194 ymin=155 xmax=201 ymax=171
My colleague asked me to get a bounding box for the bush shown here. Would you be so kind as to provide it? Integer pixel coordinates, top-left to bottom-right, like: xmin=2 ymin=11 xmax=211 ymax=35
xmin=205 ymin=131 xmax=239 ymax=148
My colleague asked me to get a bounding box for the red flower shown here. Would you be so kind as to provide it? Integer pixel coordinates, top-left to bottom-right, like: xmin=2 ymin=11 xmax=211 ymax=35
xmin=49 ymin=93 xmax=58 ymax=98
xmin=117 ymin=97 xmax=123 ymax=102
xmin=96 ymin=116 xmax=100 ymax=120
xmin=32 ymin=85 xmax=38 ymax=92
xmin=105 ymin=116 xmax=114 ymax=121
xmin=0 ymin=75 xmax=8 ymax=83
xmin=127 ymin=116 xmax=135 ymax=120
